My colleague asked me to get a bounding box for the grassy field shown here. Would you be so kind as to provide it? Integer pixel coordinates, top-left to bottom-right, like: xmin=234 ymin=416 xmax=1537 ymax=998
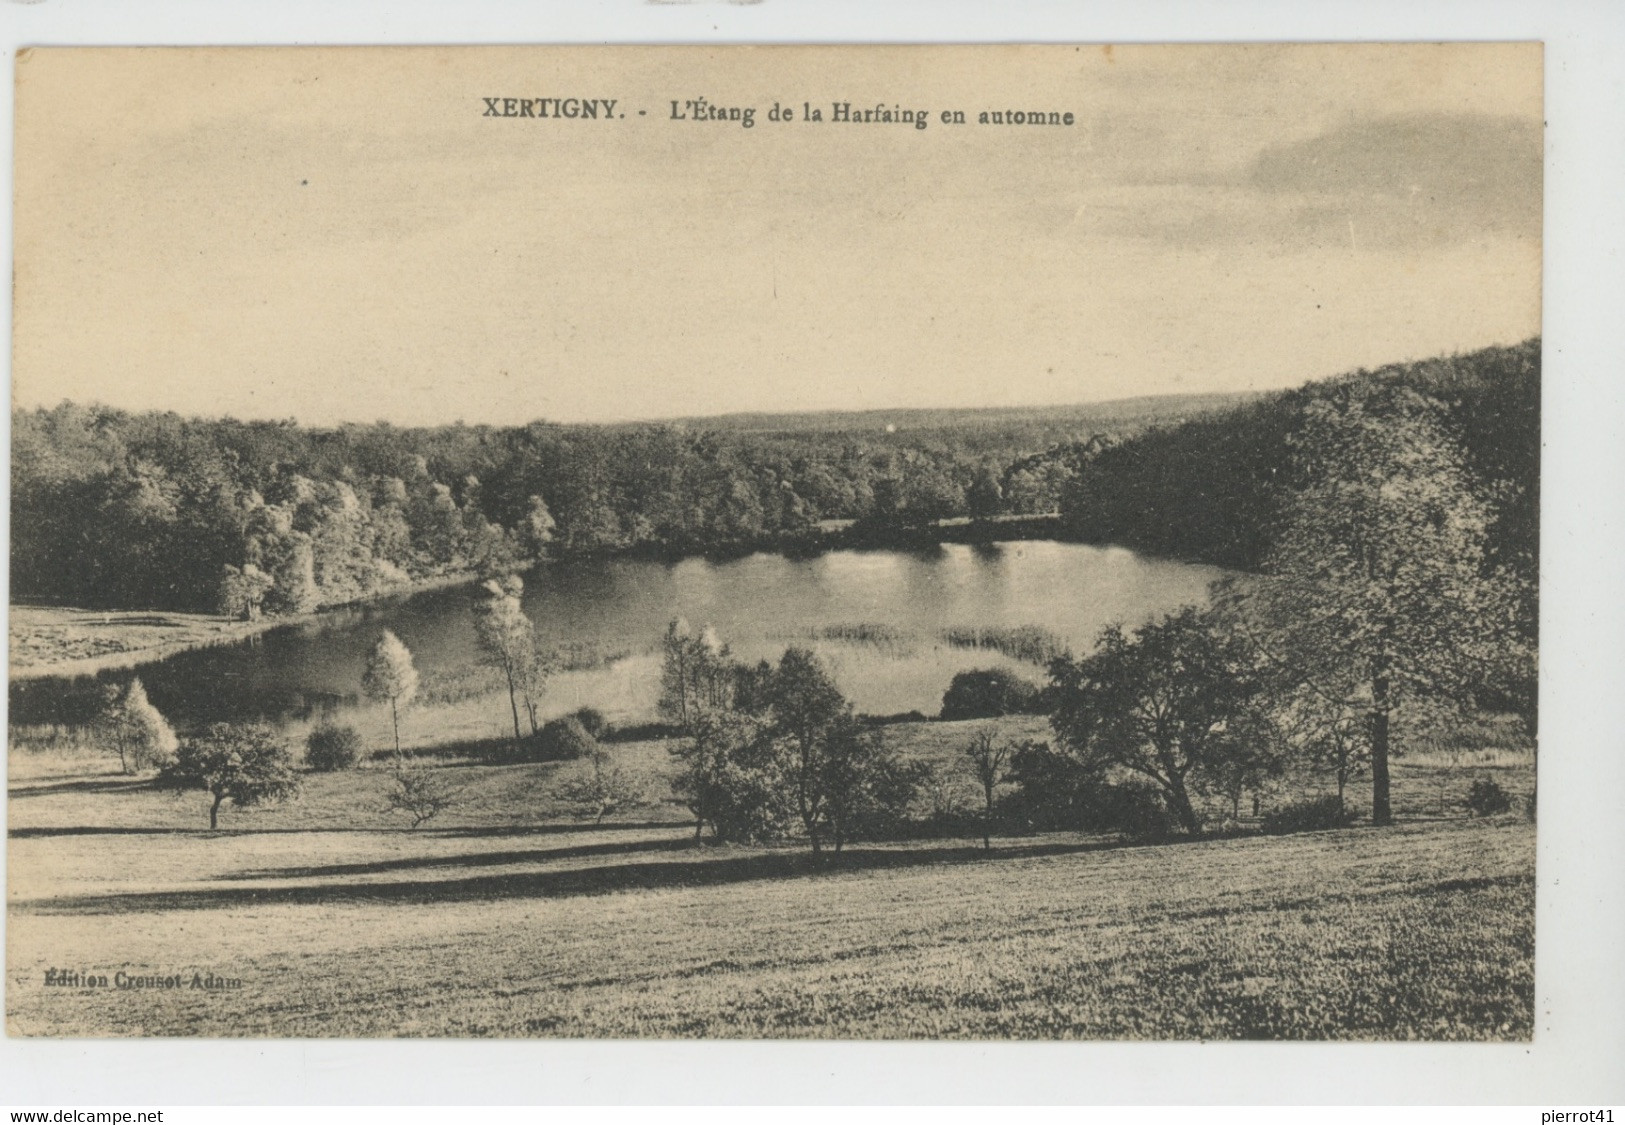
xmin=8 ymin=577 xmax=478 ymax=678
xmin=7 ymin=604 xmax=277 ymax=679
xmin=6 ymin=711 xmax=1535 ymax=1039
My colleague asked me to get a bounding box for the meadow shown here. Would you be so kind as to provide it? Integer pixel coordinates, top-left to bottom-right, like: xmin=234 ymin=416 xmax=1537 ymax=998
xmin=6 ymin=712 xmax=1535 ymax=1039
xmin=7 ymin=605 xmax=274 ymax=680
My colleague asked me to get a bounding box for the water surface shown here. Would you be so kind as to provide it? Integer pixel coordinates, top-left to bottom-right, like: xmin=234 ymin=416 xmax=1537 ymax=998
xmin=10 ymin=541 xmax=1224 ymax=730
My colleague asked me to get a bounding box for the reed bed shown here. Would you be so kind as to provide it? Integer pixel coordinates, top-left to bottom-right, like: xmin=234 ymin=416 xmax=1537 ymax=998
xmin=940 ymin=625 xmax=1069 ymax=667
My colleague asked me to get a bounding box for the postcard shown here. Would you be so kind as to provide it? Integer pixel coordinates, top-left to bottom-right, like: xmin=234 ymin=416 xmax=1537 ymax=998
xmin=8 ymin=43 xmax=1541 ymax=1040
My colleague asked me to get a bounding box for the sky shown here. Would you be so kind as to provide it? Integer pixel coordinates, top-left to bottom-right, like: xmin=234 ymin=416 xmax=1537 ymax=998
xmin=11 ymin=44 xmax=1541 ymax=426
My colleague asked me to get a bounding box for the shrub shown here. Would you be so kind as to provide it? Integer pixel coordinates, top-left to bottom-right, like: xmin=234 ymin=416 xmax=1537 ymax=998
xmin=865 ymin=710 xmax=930 ymax=726
xmin=1097 ymin=782 xmax=1177 ymax=842
xmin=1261 ymin=795 xmax=1357 ymax=835
xmin=1465 ymin=777 xmax=1513 ymax=818
xmin=940 ymin=668 xmax=1040 ymax=721
xmin=553 ymin=747 xmax=645 ymax=824
xmin=1000 ymin=740 xmax=1103 ymax=832
xmin=571 ymin=707 xmax=609 ymax=739
xmin=384 ymin=764 xmax=456 ymax=828
xmin=832 ymin=752 xmax=931 ymax=846
xmin=305 ymin=723 xmax=362 ymax=771
xmin=1000 ymin=746 xmax=1176 ymax=840
xmin=533 ymin=715 xmax=598 ymax=761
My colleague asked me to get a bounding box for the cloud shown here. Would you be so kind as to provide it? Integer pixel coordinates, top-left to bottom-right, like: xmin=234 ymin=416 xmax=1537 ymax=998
xmin=1248 ymin=113 xmax=1541 ymax=233
xmin=1082 ymin=113 xmax=1540 ymax=253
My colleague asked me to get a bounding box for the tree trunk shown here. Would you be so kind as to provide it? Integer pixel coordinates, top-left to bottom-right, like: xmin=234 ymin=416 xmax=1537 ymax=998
xmin=677 ymin=651 xmax=690 ymax=729
xmin=391 ymin=698 xmax=402 ymax=760
xmin=1370 ymin=675 xmax=1393 ymax=826
xmin=1165 ymin=777 xmax=1202 ymax=835
xmin=504 ymin=662 xmax=523 ymax=744
xmin=209 ymin=793 xmax=223 ymax=830
xmin=797 ymin=748 xmax=821 ymax=855
xmin=982 ymin=782 xmax=994 ymax=851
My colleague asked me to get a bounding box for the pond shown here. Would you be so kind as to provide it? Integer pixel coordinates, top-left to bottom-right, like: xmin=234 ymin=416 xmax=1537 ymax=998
xmin=10 ymin=541 xmax=1226 ymax=733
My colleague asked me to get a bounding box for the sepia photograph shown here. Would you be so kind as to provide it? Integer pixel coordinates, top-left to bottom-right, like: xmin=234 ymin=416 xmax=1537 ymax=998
xmin=6 ymin=43 xmax=1543 ymax=1042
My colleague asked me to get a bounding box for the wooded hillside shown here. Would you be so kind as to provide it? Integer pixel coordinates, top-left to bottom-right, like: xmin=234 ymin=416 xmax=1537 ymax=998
xmin=11 ymin=339 xmax=1537 ymax=627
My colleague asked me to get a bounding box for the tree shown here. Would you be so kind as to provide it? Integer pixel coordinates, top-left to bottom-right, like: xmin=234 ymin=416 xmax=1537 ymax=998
xmin=1233 ymin=384 xmax=1521 ymax=825
xmin=1197 ymin=707 xmax=1286 ymax=824
xmin=161 ymin=722 xmax=300 ymax=829
xmin=964 ymin=727 xmax=1011 ymax=850
xmin=556 ymin=746 xmax=645 ymax=824
xmin=362 ymin=630 xmax=419 ymax=759
xmin=658 ymin=618 xmax=697 ymax=729
xmin=384 ymin=763 xmax=456 ymax=828
xmin=1048 ymin=606 xmax=1260 ymax=835
xmin=217 ymin=563 xmax=274 ymax=621
xmin=95 ymin=677 xmax=179 ymax=774
xmin=766 ymin=647 xmax=849 ymax=855
xmin=1267 ymin=668 xmax=1370 ymax=811
xmin=520 ymin=494 xmax=556 ymax=558
xmin=659 ymin=619 xmax=735 ymax=731
xmin=817 ymin=713 xmax=920 ymax=852
xmin=473 ymin=576 xmax=542 ymax=744
xmin=672 ymin=707 xmax=793 ymax=843
xmin=966 ymin=464 xmax=1005 ymax=523
xmin=741 ymin=646 xmax=923 ymax=854
xmin=265 ymin=530 xmax=319 ymax=614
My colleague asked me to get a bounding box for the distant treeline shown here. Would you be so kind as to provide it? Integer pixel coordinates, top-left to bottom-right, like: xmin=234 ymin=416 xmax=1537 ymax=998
xmin=8 ymin=396 xmax=1214 ymax=615
xmin=11 ymin=339 xmax=1537 ymax=618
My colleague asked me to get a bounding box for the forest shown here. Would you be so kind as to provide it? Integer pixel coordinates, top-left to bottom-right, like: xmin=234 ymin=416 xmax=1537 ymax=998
xmin=11 ymin=339 xmax=1537 ymax=642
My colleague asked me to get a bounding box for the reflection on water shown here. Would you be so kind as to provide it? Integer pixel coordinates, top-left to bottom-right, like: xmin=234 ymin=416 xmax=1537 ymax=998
xmin=10 ymin=542 xmax=1225 ymax=730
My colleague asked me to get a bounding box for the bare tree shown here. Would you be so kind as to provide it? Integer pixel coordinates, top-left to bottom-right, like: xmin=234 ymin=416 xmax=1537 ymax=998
xmin=964 ymin=727 xmax=1010 ymax=850
xmin=384 ymin=764 xmax=456 ymax=829
xmin=557 ymin=747 xmax=645 ymax=825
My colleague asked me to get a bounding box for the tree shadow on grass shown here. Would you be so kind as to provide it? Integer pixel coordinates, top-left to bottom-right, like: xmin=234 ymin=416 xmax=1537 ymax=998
xmin=9 ymin=777 xmax=157 ymax=799
xmin=9 ymin=818 xmax=691 ymax=840
xmin=219 ymin=834 xmax=698 ymax=880
xmin=18 ymin=838 xmax=1120 ymax=916
xmin=433 ymin=819 xmax=686 ymax=838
